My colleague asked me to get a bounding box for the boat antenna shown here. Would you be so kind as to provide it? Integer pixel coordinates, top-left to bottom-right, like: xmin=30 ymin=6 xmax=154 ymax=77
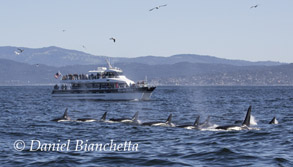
xmin=105 ymin=58 xmax=113 ymax=69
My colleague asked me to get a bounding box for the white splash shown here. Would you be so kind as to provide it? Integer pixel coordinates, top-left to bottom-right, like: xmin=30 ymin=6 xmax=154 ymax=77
xmin=250 ymin=115 xmax=258 ymax=125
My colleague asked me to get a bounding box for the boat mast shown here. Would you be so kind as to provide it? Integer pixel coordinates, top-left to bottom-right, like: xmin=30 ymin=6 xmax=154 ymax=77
xmin=105 ymin=58 xmax=113 ymax=69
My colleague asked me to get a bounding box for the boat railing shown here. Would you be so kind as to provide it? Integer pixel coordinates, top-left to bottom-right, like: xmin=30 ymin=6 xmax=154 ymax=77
xmin=53 ymin=84 xmax=136 ymax=91
xmin=62 ymin=74 xmax=119 ymax=80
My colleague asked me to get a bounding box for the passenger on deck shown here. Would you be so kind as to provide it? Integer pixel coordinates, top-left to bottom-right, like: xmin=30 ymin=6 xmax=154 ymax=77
xmin=54 ymin=84 xmax=59 ymax=90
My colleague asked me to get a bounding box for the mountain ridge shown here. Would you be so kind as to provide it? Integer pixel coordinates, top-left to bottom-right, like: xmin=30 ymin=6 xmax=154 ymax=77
xmin=0 ymin=46 xmax=285 ymax=67
xmin=1 ymin=46 xmax=291 ymax=86
xmin=1 ymin=58 xmax=292 ymax=86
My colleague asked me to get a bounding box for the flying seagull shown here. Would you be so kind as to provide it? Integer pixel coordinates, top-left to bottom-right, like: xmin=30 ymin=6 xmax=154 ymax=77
xmin=17 ymin=48 xmax=24 ymax=53
xmin=82 ymin=45 xmax=86 ymax=49
xmin=250 ymin=5 xmax=259 ymax=9
xmin=14 ymin=48 xmax=24 ymax=55
xmin=62 ymin=29 xmax=66 ymax=32
xmin=149 ymin=4 xmax=167 ymax=11
xmin=109 ymin=37 xmax=116 ymax=43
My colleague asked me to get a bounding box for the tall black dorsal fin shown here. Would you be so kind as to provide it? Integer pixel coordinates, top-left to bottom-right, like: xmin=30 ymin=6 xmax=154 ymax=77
xmin=132 ymin=111 xmax=139 ymax=121
xmin=166 ymin=114 xmax=172 ymax=124
xmin=193 ymin=116 xmax=200 ymax=126
xmin=63 ymin=108 xmax=68 ymax=119
xmin=101 ymin=112 xmax=107 ymax=121
xmin=242 ymin=106 xmax=252 ymax=126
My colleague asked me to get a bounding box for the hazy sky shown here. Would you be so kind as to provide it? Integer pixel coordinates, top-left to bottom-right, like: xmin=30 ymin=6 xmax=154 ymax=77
xmin=0 ymin=0 xmax=292 ymax=63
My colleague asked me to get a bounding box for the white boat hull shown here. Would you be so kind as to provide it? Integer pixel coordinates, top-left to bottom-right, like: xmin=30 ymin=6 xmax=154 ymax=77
xmin=52 ymin=92 xmax=153 ymax=100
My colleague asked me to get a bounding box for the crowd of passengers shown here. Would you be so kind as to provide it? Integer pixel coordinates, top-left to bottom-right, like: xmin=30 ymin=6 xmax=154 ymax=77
xmin=62 ymin=72 xmax=119 ymax=80
xmin=53 ymin=81 xmax=146 ymax=90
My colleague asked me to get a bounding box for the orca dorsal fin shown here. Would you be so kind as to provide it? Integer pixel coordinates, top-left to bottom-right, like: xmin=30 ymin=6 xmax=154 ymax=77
xmin=166 ymin=114 xmax=172 ymax=124
xmin=242 ymin=106 xmax=252 ymax=126
xmin=203 ymin=116 xmax=210 ymax=124
xmin=269 ymin=117 xmax=278 ymax=124
xmin=63 ymin=108 xmax=69 ymax=119
xmin=132 ymin=111 xmax=139 ymax=121
xmin=100 ymin=112 xmax=107 ymax=121
xmin=193 ymin=116 xmax=200 ymax=126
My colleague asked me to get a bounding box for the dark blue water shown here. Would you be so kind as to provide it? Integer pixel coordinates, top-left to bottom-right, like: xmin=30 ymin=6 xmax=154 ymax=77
xmin=0 ymin=86 xmax=292 ymax=167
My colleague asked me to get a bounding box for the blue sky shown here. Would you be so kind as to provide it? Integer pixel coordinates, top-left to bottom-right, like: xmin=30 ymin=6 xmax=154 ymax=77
xmin=0 ymin=0 xmax=292 ymax=63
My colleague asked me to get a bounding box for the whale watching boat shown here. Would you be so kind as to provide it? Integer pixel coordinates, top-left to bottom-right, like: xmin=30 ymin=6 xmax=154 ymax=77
xmin=51 ymin=60 xmax=156 ymax=100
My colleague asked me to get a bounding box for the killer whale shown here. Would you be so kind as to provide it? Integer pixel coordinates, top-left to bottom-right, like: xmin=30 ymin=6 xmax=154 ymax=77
xmin=108 ymin=111 xmax=140 ymax=124
xmin=197 ymin=116 xmax=212 ymax=129
xmin=177 ymin=116 xmax=200 ymax=129
xmin=51 ymin=108 xmax=71 ymax=122
xmin=100 ymin=112 xmax=107 ymax=121
xmin=215 ymin=106 xmax=252 ymax=130
xmin=142 ymin=114 xmax=175 ymax=127
xmin=177 ymin=116 xmax=211 ymax=129
xmin=269 ymin=117 xmax=278 ymax=124
xmin=76 ymin=111 xmax=107 ymax=122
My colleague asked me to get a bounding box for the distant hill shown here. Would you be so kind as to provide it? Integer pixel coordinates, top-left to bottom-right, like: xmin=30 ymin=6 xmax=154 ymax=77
xmin=0 ymin=46 xmax=106 ymax=67
xmin=0 ymin=58 xmax=57 ymax=85
xmin=0 ymin=46 xmax=285 ymax=67
xmin=1 ymin=58 xmax=293 ymax=86
xmin=1 ymin=46 xmax=291 ymax=86
xmin=118 ymin=54 xmax=284 ymax=66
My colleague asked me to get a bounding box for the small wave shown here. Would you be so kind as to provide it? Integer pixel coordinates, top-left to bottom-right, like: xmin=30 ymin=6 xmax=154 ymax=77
xmin=216 ymin=148 xmax=235 ymax=155
xmin=274 ymin=157 xmax=289 ymax=163
xmin=143 ymin=158 xmax=191 ymax=166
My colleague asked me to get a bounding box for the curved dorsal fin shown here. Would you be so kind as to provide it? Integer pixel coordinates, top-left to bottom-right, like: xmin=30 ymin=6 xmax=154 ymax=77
xmin=101 ymin=112 xmax=107 ymax=121
xmin=203 ymin=116 xmax=210 ymax=124
xmin=193 ymin=116 xmax=200 ymax=126
xmin=63 ymin=108 xmax=68 ymax=119
xmin=132 ymin=111 xmax=139 ymax=121
xmin=269 ymin=117 xmax=278 ymax=124
xmin=166 ymin=114 xmax=172 ymax=124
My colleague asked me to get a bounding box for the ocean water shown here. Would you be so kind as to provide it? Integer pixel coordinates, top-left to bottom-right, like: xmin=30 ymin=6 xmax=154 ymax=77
xmin=0 ymin=86 xmax=292 ymax=167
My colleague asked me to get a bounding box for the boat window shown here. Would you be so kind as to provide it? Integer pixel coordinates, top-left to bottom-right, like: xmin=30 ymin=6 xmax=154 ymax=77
xmin=92 ymin=83 xmax=100 ymax=88
xmin=71 ymin=83 xmax=81 ymax=89
xmin=118 ymin=83 xmax=126 ymax=88
xmin=85 ymin=83 xmax=92 ymax=88
xmin=103 ymin=72 xmax=123 ymax=78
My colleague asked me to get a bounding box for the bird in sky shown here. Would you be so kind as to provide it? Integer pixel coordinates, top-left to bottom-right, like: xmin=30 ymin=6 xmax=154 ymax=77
xmin=17 ymin=48 xmax=24 ymax=53
xmin=250 ymin=5 xmax=259 ymax=9
xmin=149 ymin=4 xmax=167 ymax=11
xmin=14 ymin=48 xmax=24 ymax=55
xmin=62 ymin=29 xmax=66 ymax=32
xmin=109 ymin=37 xmax=116 ymax=43
xmin=82 ymin=45 xmax=86 ymax=49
